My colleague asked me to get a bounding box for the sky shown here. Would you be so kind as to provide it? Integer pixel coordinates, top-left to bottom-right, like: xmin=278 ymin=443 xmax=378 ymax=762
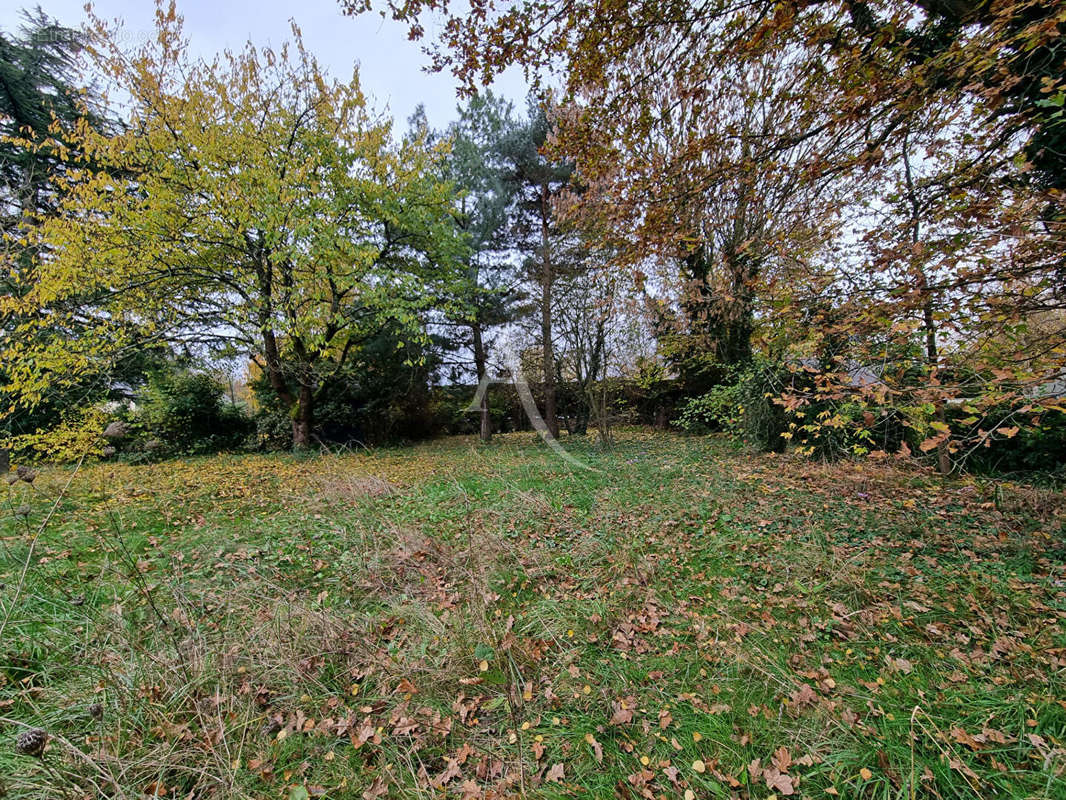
xmin=0 ymin=0 xmax=528 ymax=131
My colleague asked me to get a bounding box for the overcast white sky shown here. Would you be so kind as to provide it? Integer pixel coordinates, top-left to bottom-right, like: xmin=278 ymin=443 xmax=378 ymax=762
xmin=0 ymin=0 xmax=528 ymax=131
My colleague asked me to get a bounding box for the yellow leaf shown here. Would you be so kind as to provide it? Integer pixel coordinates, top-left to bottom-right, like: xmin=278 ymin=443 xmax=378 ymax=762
xmin=859 ymin=767 xmax=873 ymax=780
xmin=692 ymin=759 xmax=706 ymax=773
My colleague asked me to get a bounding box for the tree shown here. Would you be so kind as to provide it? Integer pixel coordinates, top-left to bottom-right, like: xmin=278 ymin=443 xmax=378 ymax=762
xmin=0 ymin=8 xmax=125 ymax=457
xmin=4 ymin=3 xmax=466 ymax=450
xmin=563 ymin=50 xmax=851 ymax=395
xmin=498 ymin=102 xmax=575 ymax=439
xmin=444 ymin=92 xmax=524 ymax=442
xmin=0 ymin=8 xmax=110 ymax=228
xmin=354 ymin=0 xmax=1065 ymax=466
xmin=552 ymin=244 xmax=625 ymax=442
xmin=351 ymin=1 xmax=1062 ymax=196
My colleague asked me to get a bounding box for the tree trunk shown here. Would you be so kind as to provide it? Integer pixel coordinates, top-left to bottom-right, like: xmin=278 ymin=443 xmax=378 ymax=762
xmin=572 ymin=409 xmax=589 ymax=436
xmin=904 ymin=130 xmax=950 ymax=476
xmin=922 ymin=299 xmax=950 ymax=475
xmin=653 ymin=407 xmax=668 ymax=430
xmin=472 ymin=323 xmax=492 ymax=443
xmin=261 ymin=327 xmax=309 ymax=450
xmin=292 ymin=384 xmax=314 ymax=450
xmin=539 ymin=182 xmax=559 ymax=438
xmin=675 ymin=245 xmax=754 ymax=395
xmin=593 ymin=385 xmax=613 ymax=448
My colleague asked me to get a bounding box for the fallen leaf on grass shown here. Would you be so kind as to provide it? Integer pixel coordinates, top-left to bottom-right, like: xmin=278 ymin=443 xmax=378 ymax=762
xmin=362 ymin=777 xmax=387 ymax=799
xmin=888 ymin=657 xmax=913 ymax=674
xmin=585 ymin=732 xmax=603 ymax=763
xmin=764 ymin=767 xmax=795 ymax=795
xmin=790 ymin=684 xmax=817 ymax=706
xmin=610 ymin=698 xmax=635 ymax=725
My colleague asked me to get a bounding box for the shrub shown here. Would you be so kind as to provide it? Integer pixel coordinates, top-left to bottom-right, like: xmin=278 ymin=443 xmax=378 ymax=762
xmin=677 ymin=360 xmax=790 ymax=451
xmin=676 ymin=384 xmax=737 ymax=434
xmin=128 ymin=370 xmax=252 ymax=459
xmin=959 ymin=409 xmax=1066 ymax=476
xmin=678 ymin=359 xmax=905 ymax=460
xmin=249 ymin=325 xmax=445 ymax=449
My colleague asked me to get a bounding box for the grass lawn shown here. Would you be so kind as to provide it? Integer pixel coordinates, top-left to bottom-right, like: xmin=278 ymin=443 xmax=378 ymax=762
xmin=1 ymin=430 xmax=1065 ymax=799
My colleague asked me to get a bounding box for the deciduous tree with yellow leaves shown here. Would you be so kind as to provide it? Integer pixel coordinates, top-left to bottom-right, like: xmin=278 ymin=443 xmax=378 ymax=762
xmin=3 ymin=2 xmax=466 ymax=450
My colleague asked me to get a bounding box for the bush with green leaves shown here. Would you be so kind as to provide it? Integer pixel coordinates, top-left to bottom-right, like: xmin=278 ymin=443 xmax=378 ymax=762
xmin=958 ymin=408 xmax=1066 ymax=476
xmin=128 ymin=370 xmax=252 ymax=459
xmin=678 ymin=359 xmax=907 ymax=460
xmin=677 ymin=360 xmax=789 ymax=451
xmin=676 ymin=383 xmax=739 ymax=435
xmin=249 ymin=325 xmax=446 ymax=449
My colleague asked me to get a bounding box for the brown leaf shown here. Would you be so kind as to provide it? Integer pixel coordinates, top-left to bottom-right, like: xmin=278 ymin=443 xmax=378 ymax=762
xmin=950 ymin=726 xmax=982 ymax=751
xmin=790 ymin=683 xmax=818 ymax=706
xmin=350 ymin=723 xmax=375 ymax=749
xmin=772 ymin=746 xmax=792 ymax=773
xmin=889 ymin=657 xmax=913 ymax=674
xmin=584 ymin=732 xmax=603 ymax=763
xmin=948 ymin=757 xmax=979 ymax=781
xmin=362 ymin=777 xmax=387 ymax=800
xmin=1027 ymin=733 xmax=1049 ymax=751
xmin=435 ymin=759 xmax=462 ymax=787
xmin=764 ymin=767 xmax=795 ymax=796
xmin=545 ymin=763 xmax=565 ymax=783
xmin=610 ymin=699 xmax=635 ymax=725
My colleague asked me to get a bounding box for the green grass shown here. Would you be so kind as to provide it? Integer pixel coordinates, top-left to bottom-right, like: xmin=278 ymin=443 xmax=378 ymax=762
xmin=1 ymin=430 xmax=1064 ymax=798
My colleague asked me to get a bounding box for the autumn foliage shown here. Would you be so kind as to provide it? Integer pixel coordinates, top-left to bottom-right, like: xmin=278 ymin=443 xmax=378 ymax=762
xmin=352 ymin=0 xmax=1066 ymax=471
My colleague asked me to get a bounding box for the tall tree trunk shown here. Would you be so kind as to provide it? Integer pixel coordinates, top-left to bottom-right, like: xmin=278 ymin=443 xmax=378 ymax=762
xmin=673 ymin=245 xmax=754 ymax=395
xmin=571 ymin=408 xmax=589 ymax=436
xmin=904 ymin=130 xmax=950 ymax=475
xmin=925 ymin=296 xmax=951 ymax=476
xmin=292 ymin=383 xmax=314 ymax=450
xmin=472 ymin=322 xmax=492 ymax=442
xmin=539 ymin=182 xmax=559 ymax=438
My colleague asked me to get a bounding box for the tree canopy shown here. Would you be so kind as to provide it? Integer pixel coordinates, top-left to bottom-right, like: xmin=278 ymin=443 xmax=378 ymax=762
xmin=347 ymin=0 xmax=1065 ymax=468
xmin=3 ymin=4 xmax=467 ymax=448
